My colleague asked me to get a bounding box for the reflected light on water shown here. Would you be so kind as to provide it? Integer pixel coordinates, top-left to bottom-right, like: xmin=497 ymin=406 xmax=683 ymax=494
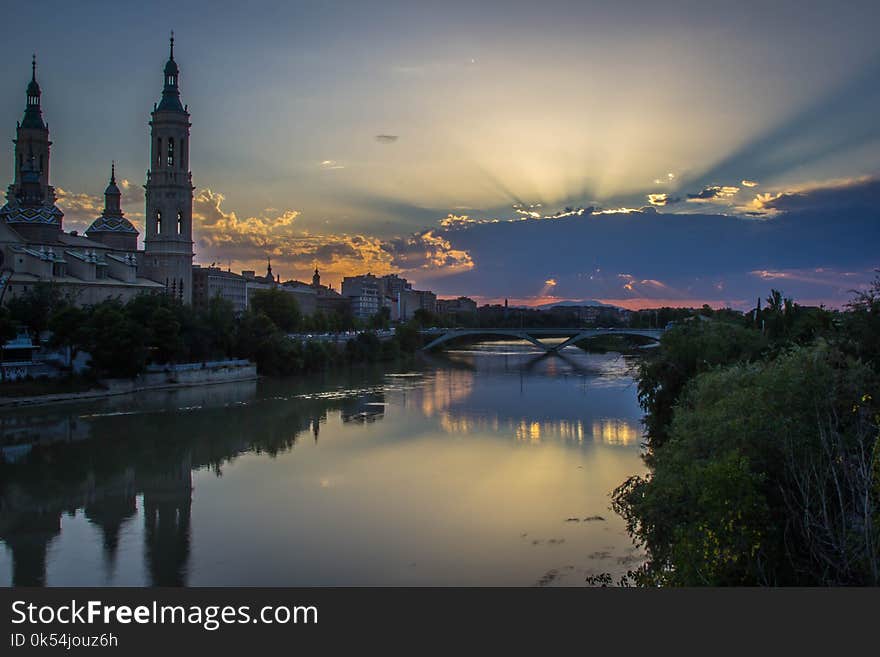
xmin=437 ymin=414 xmax=640 ymax=447
xmin=592 ymin=419 xmax=642 ymax=446
xmin=412 ymin=369 xmax=475 ymax=417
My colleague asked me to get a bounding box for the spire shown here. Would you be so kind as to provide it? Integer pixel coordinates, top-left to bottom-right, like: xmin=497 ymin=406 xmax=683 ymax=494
xmin=22 ymin=55 xmax=44 ymax=129
xmin=156 ymin=33 xmax=184 ymax=113
xmin=103 ymin=162 xmax=122 ymax=215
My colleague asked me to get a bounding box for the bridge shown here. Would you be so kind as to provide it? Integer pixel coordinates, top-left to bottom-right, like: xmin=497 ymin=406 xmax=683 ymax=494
xmin=419 ymin=327 xmax=664 ymax=352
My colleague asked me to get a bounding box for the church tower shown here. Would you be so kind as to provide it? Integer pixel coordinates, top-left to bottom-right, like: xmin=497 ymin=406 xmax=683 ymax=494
xmin=0 ymin=56 xmax=64 ymax=242
xmin=143 ymin=34 xmax=194 ymax=303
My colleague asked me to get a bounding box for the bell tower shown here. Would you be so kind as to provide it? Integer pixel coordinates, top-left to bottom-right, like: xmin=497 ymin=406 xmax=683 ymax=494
xmin=143 ymin=33 xmax=194 ymax=303
xmin=0 ymin=56 xmax=64 ymax=242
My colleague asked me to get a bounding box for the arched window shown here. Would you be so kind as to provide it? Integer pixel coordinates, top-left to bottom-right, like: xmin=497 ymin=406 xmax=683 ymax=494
xmin=157 ymin=138 xmax=162 ymax=166
xmin=167 ymin=138 xmax=174 ymax=167
xmin=181 ymin=139 xmax=186 ymax=169
xmin=39 ymin=155 xmax=44 ymax=172
xmin=156 ymin=210 xmax=162 ymax=234
xmin=177 ymin=210 xmax=183 ymax=234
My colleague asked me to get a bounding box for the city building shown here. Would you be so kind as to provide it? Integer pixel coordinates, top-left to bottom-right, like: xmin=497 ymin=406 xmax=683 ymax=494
xmin=279 ymin=279 xmax=317 ymax=316
xmin=241 ymin=258 xmax=280 ymax=300
xmin=436 ymin=296 xmax=477 ymax=316
xmin=415 ymin=289 xmax=437 ymax=314
xmin=0 ymin=40 xmax=196 ymax=306
xmin=378 ymin=273 xmax=411 ymax=300
xmin=392 ymin=288 xmax=421 ymax=322
xmin=309 ymin=267 xmax=349 ymax=316
xmin=192 ymin=265 xmax=247 ymax=313
xmin=341 ymin=273 xmax=381 ymax=320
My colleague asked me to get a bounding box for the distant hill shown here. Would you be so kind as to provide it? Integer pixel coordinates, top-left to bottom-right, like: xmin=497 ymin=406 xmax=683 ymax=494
xmin=529 ymin=299 xmax=618 ymax=310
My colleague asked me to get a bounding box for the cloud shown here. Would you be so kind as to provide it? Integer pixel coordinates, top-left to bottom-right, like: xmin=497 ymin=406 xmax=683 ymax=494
xmin=375 ymin=134 xmax=399 ymax=144
xmin=320 ymin=160 xmax=345 ymax=170
xmin=385 ymin=230 xmax=474 ymax=274
xmin=741 ymin=179 xmax=759 ymax=188
xmin=438 ymin=213 xmax=500 ymax=228
xmin=647 ymin=193 xmax=681 ymax=207
xmin=748 ymin=176 xmax=880 ymax=214
xmin=409 ymin=177 xmax=878 ymax=308
xmin=686 ymin=185 xmax=740 ymax=202
xmin=192 ymin=188 xmax=472 ymax=286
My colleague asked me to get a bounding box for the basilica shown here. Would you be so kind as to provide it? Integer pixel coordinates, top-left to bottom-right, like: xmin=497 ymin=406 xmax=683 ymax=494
xmin=0 ymin=37 xmax=195 ymax=305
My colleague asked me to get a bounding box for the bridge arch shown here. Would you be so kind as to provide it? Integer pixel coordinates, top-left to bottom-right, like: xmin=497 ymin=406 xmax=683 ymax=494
xmin=420 ymin=328 xmax=663 ymax=352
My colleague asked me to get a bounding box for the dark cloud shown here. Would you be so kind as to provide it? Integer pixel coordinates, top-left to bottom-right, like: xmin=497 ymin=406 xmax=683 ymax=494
xmin=417 ymin=177 xmax=880 ymax=306
xmin=755 ymin=177 xmax=880 ymax=214
xmin=687 ymin=185 xmax=739 ymax=201
xmin=375 ymin=134 xmax=399 ymax=144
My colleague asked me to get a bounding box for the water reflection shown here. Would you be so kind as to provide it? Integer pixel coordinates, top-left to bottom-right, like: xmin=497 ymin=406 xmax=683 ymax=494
xmin=0 ymin=344 xmax=646 ymax=586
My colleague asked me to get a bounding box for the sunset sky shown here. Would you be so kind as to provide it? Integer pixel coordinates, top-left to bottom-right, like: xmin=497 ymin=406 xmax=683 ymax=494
xmin=0 ymin=0 xmax=878 ymax=308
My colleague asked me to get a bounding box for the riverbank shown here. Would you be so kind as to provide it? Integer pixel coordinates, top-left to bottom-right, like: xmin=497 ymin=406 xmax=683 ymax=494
xmin=0 ymin=360 xmax=257 ymax=408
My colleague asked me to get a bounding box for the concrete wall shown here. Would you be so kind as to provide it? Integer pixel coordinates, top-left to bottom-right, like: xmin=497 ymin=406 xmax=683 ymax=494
xmin=134 ymin=361 xmax=258 ymax=388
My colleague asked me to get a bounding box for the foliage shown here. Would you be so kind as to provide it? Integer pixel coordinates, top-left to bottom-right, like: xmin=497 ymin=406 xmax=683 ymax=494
xmin=3 ymin=285 xmax=419 ymax=380
xmin=249 ymin=288 xmax=301 ymax=332
xmin=637 ymin=320 xmax=768 ymax=452
xmin=841 ymin=272 xmax=880 ymax=368
xmin=82 ymin=301 xmax=149 ymax=377
xmin=611 ymin=281 xmax=880 ymax=585
xmin=5 ymin=282 xmax=69 ymax=338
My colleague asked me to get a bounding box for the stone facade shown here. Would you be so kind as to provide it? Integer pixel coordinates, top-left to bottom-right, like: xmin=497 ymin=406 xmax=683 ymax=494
xmin=0 ymin=40 xmax=196 ymax=308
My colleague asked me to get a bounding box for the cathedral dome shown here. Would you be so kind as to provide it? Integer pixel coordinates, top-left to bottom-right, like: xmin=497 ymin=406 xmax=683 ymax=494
xmin=85 ymin=164 xmax=138 ymax=250
xmin=86 ymin=215 xmax=138 ymax=235
xmin=0 ymin=201 xmax=63 ymax=227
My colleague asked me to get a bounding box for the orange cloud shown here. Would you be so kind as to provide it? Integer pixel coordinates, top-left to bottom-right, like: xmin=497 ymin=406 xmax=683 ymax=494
xmin=192 ymin=188 xmax=472 ymax=286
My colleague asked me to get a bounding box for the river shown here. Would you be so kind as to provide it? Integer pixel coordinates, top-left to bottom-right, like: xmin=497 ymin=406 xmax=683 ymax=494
xmin=0 ymin=340 xmax=646 ymax=586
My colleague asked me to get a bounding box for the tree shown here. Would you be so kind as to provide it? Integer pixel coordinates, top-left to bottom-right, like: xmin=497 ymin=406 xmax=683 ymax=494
xmin=48 ymin=305 xmax=89 ymax=366
xmin=249 ymin=288 xmax=301 ymax=332
xmin=202 ymin=295 xmax=237 ymax=358
xmin=637 ymin=320 xmax=767 ymax=453
xmin=369 ymin=307 xmax=390 ymax=330
xmin=412 ymin=308 xmax=439 ymax=328
xmin=843 ymin=272 xmax=880 ymax=367
xmin=0 ymin=306 xmax=17 ymax=344
xmin=83 ymin=301 xmax=148 ymax=377
xmin=148 ymin=306 xmax=184 ymax=364
xmin=614 ymin=342 xmax=880 ymax=585
xmin=6 ymin=282 xmax=68 ymax=339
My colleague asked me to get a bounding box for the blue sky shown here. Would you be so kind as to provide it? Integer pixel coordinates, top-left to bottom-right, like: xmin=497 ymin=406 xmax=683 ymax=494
xmin=1 ymin=0 xmax=878 ymax=307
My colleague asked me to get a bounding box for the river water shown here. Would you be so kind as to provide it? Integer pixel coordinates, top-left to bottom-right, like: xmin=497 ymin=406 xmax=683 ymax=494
xmin=0 ymin=341 xmax=646 ymax=586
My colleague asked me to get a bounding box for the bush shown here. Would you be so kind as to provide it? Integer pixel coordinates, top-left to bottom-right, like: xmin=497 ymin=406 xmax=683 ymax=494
xmin=614 ymin=343 xmax=880 ymax=585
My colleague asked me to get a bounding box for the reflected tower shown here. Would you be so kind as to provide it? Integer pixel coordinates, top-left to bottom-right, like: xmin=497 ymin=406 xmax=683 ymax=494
xmin=0 ymin=511 xmax=61 ymax=586
xmin=140 ymin=455 xmax=193 ymax=586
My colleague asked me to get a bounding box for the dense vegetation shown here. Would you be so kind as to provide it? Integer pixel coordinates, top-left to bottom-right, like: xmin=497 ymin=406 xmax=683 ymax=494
xmin=612 ymin=279 xmax=880 ymax=585
xmin=1 ymin=285 xmax=422 ymax=381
